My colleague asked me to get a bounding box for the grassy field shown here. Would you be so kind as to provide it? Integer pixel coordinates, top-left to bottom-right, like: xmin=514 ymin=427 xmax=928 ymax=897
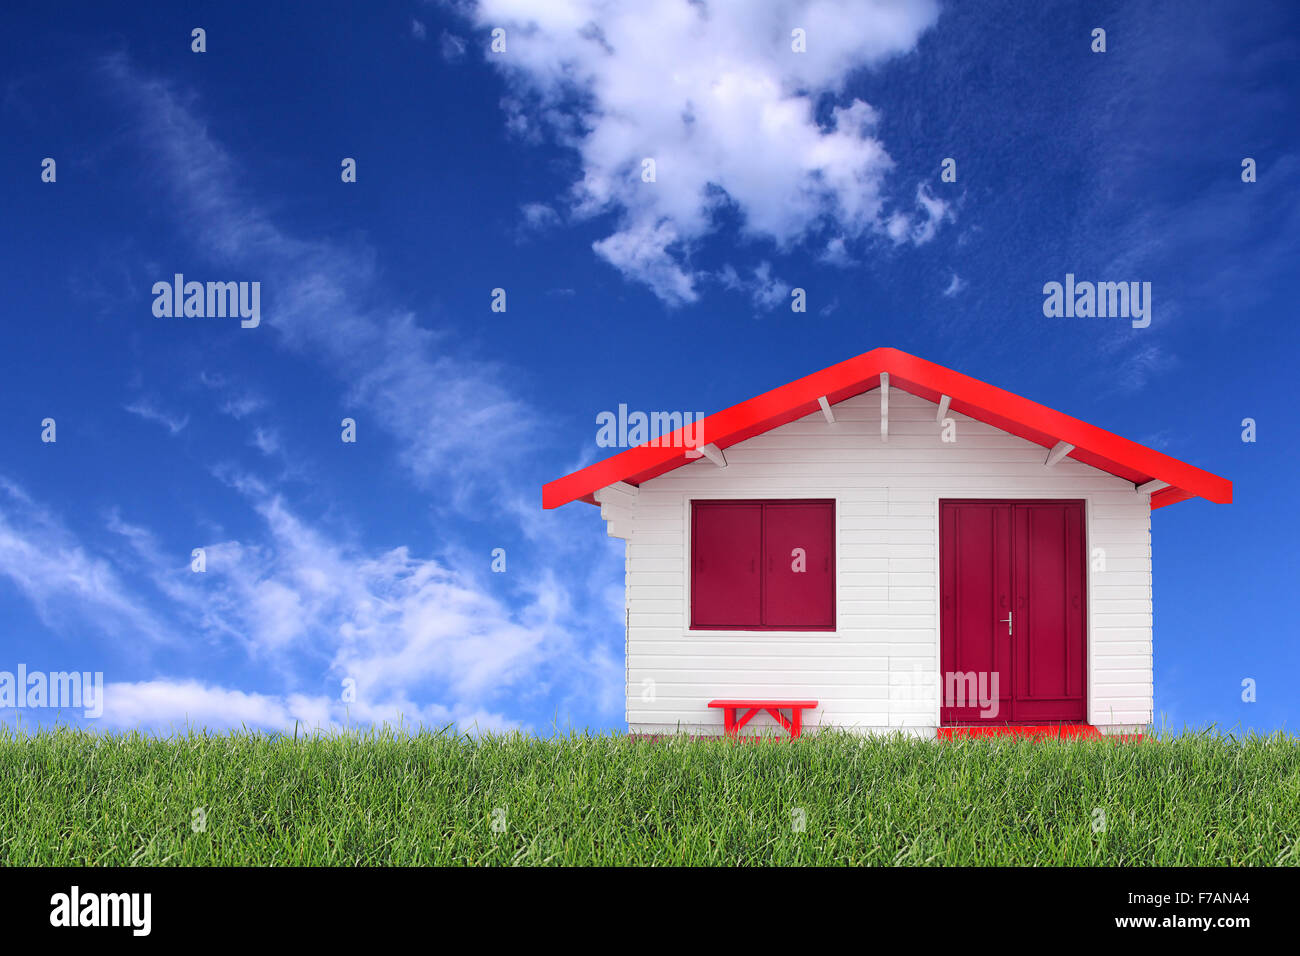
xmin=1 ymin=726 xmax=1296 ymax=866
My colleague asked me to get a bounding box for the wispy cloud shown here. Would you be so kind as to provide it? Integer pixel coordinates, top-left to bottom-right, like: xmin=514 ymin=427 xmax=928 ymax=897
xmin=101 ymin=53 xmax=541 ymax=499
xmin=1109 ymin=343 xmax=1179 ymax=394
xmin=884 ymin=184 xmax=954 ymax=246
xmin=518 ymin=201 xmax=560 ymax=236
xmin=250 ymin=427 xmax=280 ymax=456
xmin=0 ymin=479 xmax=172 ymax=646
xmin=26 ymin=55 xmax=630 ymax=732
xmin=200 ymin=371 xmax=267 ymax=420
xmin=123 ymin=398 xmax=189 ymax=434
xmin=439 ymin=30 xmax=467 ymax=62
xmin=717 ymin=262 xmax=791 ymax=312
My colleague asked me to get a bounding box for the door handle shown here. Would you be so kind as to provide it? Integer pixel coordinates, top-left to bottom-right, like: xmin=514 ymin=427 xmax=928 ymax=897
xmin=998 ymin=612 xmax=1012 ymax=635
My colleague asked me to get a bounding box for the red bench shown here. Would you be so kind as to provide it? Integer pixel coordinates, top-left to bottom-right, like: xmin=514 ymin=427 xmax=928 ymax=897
xmin=707 ymin=699 xmax=819 ymax=739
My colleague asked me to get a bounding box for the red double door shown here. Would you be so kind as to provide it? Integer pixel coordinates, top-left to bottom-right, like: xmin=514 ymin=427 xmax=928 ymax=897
xmin=940 ymin=500 xmax=1087 ymax=725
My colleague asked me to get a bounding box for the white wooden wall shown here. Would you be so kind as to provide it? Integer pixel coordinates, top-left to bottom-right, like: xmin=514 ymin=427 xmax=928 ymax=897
xmin=615 ymin=389 xmax=1154 ymax=737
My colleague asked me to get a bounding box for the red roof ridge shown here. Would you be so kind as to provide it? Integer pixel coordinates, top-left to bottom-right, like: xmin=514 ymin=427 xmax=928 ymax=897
xmin=542 ymin=347 xmax=1231 ymax=510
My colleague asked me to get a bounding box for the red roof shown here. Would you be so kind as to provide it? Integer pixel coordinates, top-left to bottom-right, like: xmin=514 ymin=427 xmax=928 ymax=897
xmin=543 ymin=347 xmax=1232 ymax=511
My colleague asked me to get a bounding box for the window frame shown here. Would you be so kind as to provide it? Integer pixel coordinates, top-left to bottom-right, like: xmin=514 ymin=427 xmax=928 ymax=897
xmin=687 ymin=497 xmax=837 ymax=633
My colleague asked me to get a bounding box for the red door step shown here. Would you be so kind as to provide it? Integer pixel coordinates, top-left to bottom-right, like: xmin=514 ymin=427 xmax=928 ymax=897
xmin=938 ymin=724 xmax=1143 ymax=742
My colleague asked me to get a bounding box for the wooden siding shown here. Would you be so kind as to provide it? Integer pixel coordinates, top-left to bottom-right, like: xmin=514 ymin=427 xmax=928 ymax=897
xmin=618 ymin=389 xmax=1154 ymax=735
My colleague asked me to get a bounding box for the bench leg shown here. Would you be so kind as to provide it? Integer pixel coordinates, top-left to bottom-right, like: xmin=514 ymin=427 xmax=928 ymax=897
xmin=766 ymin=707 xmax=794 ymax=737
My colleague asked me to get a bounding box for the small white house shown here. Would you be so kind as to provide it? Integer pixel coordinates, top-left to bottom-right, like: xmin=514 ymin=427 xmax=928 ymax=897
xmin=543 ymin=348 xmax=1231 ymax=739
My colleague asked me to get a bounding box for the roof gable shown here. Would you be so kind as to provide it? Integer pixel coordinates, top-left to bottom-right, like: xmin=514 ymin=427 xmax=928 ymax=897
xmin=543 ymin=347 xmax=1232 ymax=510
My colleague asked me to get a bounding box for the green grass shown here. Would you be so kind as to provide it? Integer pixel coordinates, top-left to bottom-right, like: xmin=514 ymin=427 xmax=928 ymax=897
xmin=1 ymin=726 xmax=1297 ymax=865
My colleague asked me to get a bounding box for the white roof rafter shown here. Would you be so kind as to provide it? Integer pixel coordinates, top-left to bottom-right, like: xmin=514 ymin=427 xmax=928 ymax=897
xmin=1044 ymin=441 xmax=1074 ymax=467
xmin=817 ymin=396 xmax=836 ymax=424
xmin=699 ymin=443 xmax=728 ymax=468
xmin=879 ymin=373 xmax=890 ymax=443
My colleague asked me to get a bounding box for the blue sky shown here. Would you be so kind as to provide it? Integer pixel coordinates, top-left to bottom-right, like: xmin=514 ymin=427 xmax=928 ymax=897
xmin=0 ymin=0 xmax=1296 ymax=735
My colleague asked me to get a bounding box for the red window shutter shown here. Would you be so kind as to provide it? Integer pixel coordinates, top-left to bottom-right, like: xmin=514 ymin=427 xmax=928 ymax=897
xmin=763 ymin=502 xmax=835 ymax=628
xmin=691 ymin=499 xmax=835 ymax=631
xmin=691 ymin=502 xmax=761 ymax=628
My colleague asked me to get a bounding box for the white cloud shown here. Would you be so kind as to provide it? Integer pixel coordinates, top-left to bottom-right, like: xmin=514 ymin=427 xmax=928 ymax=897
xmin=519 ymin=200 xmax=560 ymax=231
xmin=909 ymin=183 xmax=954 ymax=244
xmin=411 ymin=19 xmax=428 ymax=41
xmin=221 ymin=395 xmax=263 ymax=418
xmin=749 ymin=263 xmax=791 ymax=310
xmin=884 ymin=184 xmax=953 ymax=246
xmin=100 ymin=680 xmax=330 ymax=731
xmin=591 ymin=219 xmax=696 ymax=305
xmin=250 ymin=427 xmax=280 ymax=456
xmin=942 ymin=272 xmax=966 ymax=297
xmin=123 ymin=398 xmax=189 ymax=434
xmin=473 ymin=0 xmax=946 ymax=303
xmin=241 ymin=492 xmax=553 ymax=704
xmin=820 ymin=236 xmax=857 ymax=268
